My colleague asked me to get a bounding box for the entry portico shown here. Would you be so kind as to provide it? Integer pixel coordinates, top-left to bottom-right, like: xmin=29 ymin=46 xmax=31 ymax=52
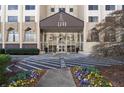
xmin=40 ymin=11 xmax=84 ymax=53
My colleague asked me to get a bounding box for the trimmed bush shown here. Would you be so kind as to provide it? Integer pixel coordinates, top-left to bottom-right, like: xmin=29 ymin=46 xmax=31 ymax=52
xmin=0 ymin=54 xmax=11 ymax=85
xmin=0 ymin=54 xmax=11 ymax=66
xmin=6 ymin=48 xmax=40 ymax=55
xmin=0 ymin=49 xmax=5 ymax=54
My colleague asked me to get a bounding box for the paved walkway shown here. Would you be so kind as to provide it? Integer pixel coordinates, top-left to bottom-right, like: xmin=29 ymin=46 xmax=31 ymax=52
xmin=36 ymin=68 xmax=76 ymax=87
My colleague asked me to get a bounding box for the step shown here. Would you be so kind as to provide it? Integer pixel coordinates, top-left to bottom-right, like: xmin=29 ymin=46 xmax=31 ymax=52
xmin=15 ymin=65 xmax=28 ymax=71
xmin=65 ymin=61 xmax=111 ymax=66
xmin=17 ymin=63 xmax=36 ymax=70
xmin=23 ymin=58 xmax=60 ymax=65
xmin=21 ymin=61 xmax=57 ymax=69
xmin=22 ymin=59 xmax=60 ymax=66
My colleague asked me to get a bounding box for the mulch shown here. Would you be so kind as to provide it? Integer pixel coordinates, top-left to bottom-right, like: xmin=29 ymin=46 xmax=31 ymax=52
xmin=97 ymin=65 xmax=124 ymax=87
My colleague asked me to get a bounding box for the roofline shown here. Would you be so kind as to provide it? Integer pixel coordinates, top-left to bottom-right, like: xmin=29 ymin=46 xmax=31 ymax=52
xmin=40 ymin=11 xmax=84 ymax=23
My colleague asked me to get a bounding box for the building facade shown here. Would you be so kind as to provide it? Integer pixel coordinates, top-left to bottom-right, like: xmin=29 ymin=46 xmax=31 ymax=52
xmin=0 ymin=5 xmax=123 ymax=53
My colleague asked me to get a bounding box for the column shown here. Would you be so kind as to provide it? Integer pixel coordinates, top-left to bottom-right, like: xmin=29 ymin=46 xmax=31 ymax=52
xmin=2 ymin=5 xmax=6 ymax=48
xmin=19 ymin=5 xmax=23 ymax=48
xmin=65 ymin=32 xmax=67 ymax=52
xmin=80 ymin=32 xmax=82 ymax=51
xmin=36 ymin=5 xmax=41 ymax=50
xmin=42 ymin=32 xmax=44 ymax=51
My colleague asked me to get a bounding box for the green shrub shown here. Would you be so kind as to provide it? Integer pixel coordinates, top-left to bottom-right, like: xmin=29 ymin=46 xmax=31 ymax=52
xmin=0 ymin=54 xmax=11 ymax=74
xmin=0 ymin=54 xmax=11 ymax=66
xmin=0 ymin=54 xmax=11 ymax=85
xmin=6 ymin=48 xmax=40 ymax=55
xmin=8 ymin=71 xmax=31 ymax=83
xmin=0 ymin=49 xmax=5 ymax=54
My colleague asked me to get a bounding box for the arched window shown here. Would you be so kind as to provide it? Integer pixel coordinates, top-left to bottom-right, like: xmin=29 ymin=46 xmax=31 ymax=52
xmin=7 ymin=27 xmax=19 ymax=42
xmin=91 ymin=31 xmax=99 ymax=42
xmin=87 ymin=28 xmax=99 ymax=42
xmin=24 ymin=27 xmax=36 ymax=42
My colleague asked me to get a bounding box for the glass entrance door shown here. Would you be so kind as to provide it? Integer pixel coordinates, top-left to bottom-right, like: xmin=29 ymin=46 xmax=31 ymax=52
xmin=58 ymin=45 xmax=66 ymax=52
xmin=43 ymin=32 xmax=82 ymax=53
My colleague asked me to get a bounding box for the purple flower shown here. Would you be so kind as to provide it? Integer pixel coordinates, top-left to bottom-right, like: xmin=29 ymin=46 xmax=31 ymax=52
xmin=75 ymin=71 xmax=81 ymax=77
xmin=80 ymin=79 xmax=90 ymax=85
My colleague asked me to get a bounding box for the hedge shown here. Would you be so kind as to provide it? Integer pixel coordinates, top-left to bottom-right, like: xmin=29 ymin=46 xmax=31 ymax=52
xmin=5 ymin=48 xmax=40 ymax=55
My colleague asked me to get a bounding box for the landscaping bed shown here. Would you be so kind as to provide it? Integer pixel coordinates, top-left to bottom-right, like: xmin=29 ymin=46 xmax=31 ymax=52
xmin=97 ymin=65 xmax=124 ymax=87
xmin=0 ymin=69 xmax=46 ymax=87
xmin=0 ymin=54 xmax=46 ymax=87
xmin=8 ymin=70 xmax=46 ymax=87
xmin=70 ymin=66 xmax=112 ymax=87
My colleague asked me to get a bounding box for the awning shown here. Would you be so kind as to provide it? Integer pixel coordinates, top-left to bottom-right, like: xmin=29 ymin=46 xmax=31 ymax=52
xmin=40 ymin=11 xmax=84 ymax=32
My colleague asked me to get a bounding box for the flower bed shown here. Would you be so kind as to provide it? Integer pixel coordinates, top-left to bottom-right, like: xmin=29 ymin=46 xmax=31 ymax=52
xmin=71 ymin=66 xmax=112 ymax=87
xmin=8 ymin=70 xmax=46 ymax=87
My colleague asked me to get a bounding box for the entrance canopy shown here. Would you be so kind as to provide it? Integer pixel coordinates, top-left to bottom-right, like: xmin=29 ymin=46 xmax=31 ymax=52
xmin=40 ymin=11 xmax=84 ymax=32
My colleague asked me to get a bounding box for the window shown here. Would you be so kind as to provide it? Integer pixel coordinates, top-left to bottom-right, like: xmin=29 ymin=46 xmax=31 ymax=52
xmin=88 ymin=16 xmax=98 ymax=22
xmin=106 ymin=5 xmax=115 ymax=10
xmin=70 ymin=8 xmax=73 ymax=12
xmin=25 ymin=16 xmax=35 ymax=22
xmin=25 ymin=5 xmax=35 ymax=10
xmin=8 ymin=16 xmax=18 ymax=22
xmin=24 ymin=27 xmax=36 ymax=42
xmin=58 ymin=21 xmax=67 ymax=27
xmin=59 ymin=8 xmax=65 ymax=12
xmin=8 ymin=5 xmax=18 ymax=10
xmin=7 ymin=28 xmax=19 ymax=42
xmin=88 ymin=5 xmax=98 ymax=10
xmin=122 ymin=5 xmax=124 ymax=10
xmin=90 ymin=29 xmax=99 ymax=42
xmin=51 ymin=8 xmax=55 ymax=12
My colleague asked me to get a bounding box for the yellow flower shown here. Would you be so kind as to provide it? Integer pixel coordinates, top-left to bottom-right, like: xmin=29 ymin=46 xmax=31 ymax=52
xmin=109 ymin=82 xmax=112 ymax=86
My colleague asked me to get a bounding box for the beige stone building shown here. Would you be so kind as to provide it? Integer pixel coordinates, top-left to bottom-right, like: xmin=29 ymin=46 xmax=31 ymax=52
xmin=0 ymin=5 xmax=123 ymax=53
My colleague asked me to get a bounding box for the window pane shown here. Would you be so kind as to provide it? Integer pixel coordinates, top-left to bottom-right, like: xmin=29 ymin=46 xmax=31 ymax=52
xmin=88 ymin=5 xmax=98 ymax=10
xmin=122 ymin=5 xmax=124 ymax=10
xmin=59 ymin=8 xmax=65 ymax=12
xmin=25 ymin=16 xmax=35 ymax=22
xmin=106 ymin=5 xmax=115 ymax=10
xmin=70 ymin=8 xmax=73 ymax=12
xmin=8 ymin=30 xmax=19 ymax=42
xmin=8 ymin=5 xmax=18 ymax=10
xmin=8 ymin=16 xmax=18 ymax=22
xmin=88 ymin=16 xmax=98 ymax=22
xmin=25 ymin=30 xmax=36 ymax=42
xmin=25 ymin=5 xmax=35 ymax=10
xmin=51 ymin=8 xmax=55 ymax=12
